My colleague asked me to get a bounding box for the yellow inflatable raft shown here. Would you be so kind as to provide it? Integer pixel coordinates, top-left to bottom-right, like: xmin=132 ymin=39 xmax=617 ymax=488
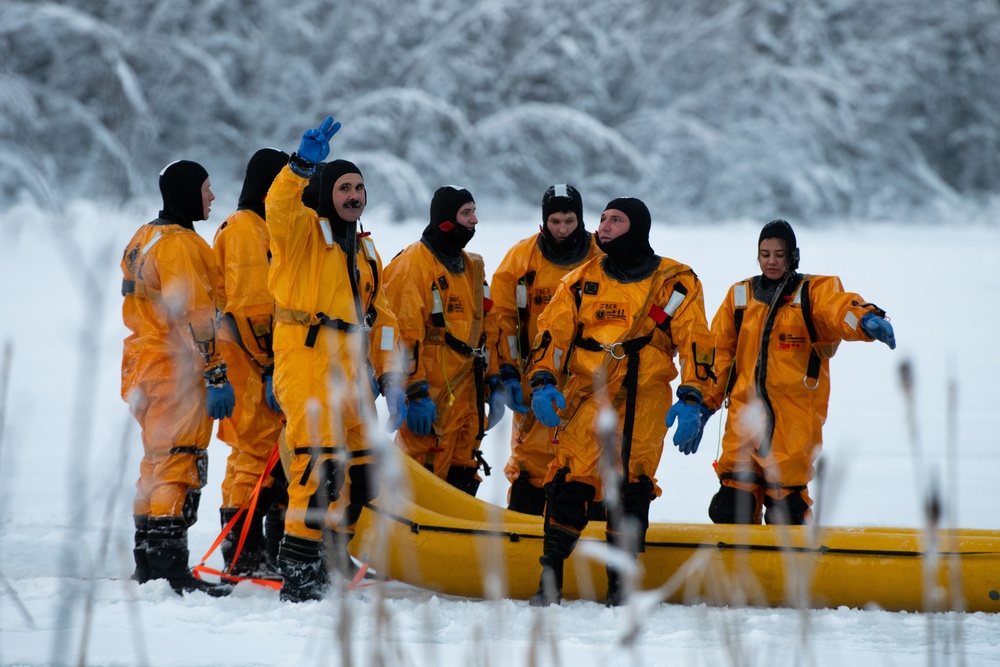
xmin=350 ymin=445 xmax=1000 ymax=612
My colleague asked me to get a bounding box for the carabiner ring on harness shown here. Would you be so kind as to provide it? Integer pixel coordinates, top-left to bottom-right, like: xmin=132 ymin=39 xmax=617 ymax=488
xmin=471 ymin=346 xmax=486 ymax=358
xmin=601 ymin=342 xmax=626 ymax=360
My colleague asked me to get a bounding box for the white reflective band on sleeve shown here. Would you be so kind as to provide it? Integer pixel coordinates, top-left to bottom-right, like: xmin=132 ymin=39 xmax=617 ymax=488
xmin=380 ymin=326 xmax=395 ymax=351
xmin=733 ymin=283 xmax=747 ymax=308
xmin=508 ymin=335 xmax=519 ymax=358
xmin=664 ymin=289 xmax=686 ymax=317
xmin=516 ymin=284 xmax=527 ymax=308
xmin=845 ymin=311 xmax=859 ymax=330
xmin=484 ymin=350 xmax=491 ymax=366
xmin=362 ymin=237 xmax=376 ymax=258
xmin=792 ymin=287 xmax=802 ymax=305
xmin=142 ymin=231 xmax=164 ymax=256
xmin=484 ymin=284 xmax=491 ymax=299
xmin=432 ymin=290 xmax=444 ymax=314
xmin=552 ymin=347 xmax=563 ymax=370
xmin=319 ymin=219 xmax=334 ymax=246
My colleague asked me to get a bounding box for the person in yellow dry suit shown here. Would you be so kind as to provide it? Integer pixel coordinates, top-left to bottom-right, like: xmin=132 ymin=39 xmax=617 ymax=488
xmin=490 ymin=184 xmax=601 ymax=515
xmin=526 ymin=197 xmax=716 ymax=607
xmin=121 ymin=159 xmax=235 ymax=597
xmin=704 ymin=219 xmax=896 ymax=525
xmin=384 ymin=185 xmax=503 ymax=496
xmin=212 ymin=148 xmax=289 ymax=579
xmin=265 ymin=117 xmax=405 ymax=602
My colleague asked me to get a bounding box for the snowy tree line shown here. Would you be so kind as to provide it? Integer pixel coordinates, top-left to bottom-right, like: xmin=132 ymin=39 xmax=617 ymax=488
xmin=2 ymin=0 xmax=999 ymax=222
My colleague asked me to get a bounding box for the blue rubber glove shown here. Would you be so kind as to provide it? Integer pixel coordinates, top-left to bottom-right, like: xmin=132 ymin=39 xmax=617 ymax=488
xmin=384 ymin=384 xmax=407 ymax=432
xmin=206 ymin=382 xmax=236 ymax=421
xmin=666 ymin=390 xmax=704 ymax=455
xmin=861 ymin=312 xmax=896 ymax=350
xmin=405 ymin=382 xmax=437 ymax=437
xmin=503 ymin=377 xmax=528 ymax=414
xmin=264 ymin=372 xmax=281 ymax=413
xmin=699 ymin=403 xmax=714 ymax=431
xmin=486 ymin=377 xmax=507 ymax=431
xmin=530 ymin=374 xmax=566 ymax=428
xmin=297 ymin=116 xmax=341 ymax=164
xmin=499 ymin=365 xmax=528 ymax=415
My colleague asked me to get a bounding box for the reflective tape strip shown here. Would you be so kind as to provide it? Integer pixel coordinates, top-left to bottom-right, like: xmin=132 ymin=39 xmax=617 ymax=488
xmin=380 ymin=326 xmax=395 ymax=351
xmin=845 ymin=311 xmax=859 ymax=330
xmin=484 ymin=284 xmax=491 ymax=300
xmin=552 ymin=347 xmax=563 ymax=370
xmin=664 ymin=288 xmax=686 ymax=317
xmin=792 ymin=286 xmax=803 ymax=305
xmin=362 ymin=237 xmax=376 ymax=257
xmin=508 ymin=335 xmax=518 ymax=359
xmin=141 ymin=231 xmax=164 ymax=256
xmin=733 ymin=283 xmax=747 ymax=308
xmin=484 ymin=349 xmax=491 ymax=367
xmin=516 ymin=284 xmax=527 ymax=308
xmin=319 ymin=218 xmax=334 ymax=245
xmin=432 ymin=290 xmax=444 ymax=315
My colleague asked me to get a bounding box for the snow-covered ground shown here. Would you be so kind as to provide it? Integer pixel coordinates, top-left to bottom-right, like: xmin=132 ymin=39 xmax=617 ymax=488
xmin=1 ymin=199 xmax=998 ymax=666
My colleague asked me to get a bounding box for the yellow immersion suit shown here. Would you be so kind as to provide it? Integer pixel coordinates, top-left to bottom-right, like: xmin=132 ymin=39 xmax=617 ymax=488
xmin=121 ymin=221 xmax=224 ymax=519
xmin=491 ymin=233 xmax=602 ymax=496
xmin=531 ymin=256 xmax=716 ymax=504
xmin=213 ymin=209 xmax=285 ymax=509
xmin=265 ymin=166 xmax=400 ymax=541
xmin=706 ymin=273 xmax=887 ymax=521
xmin=384 ymin=242 xmax=500 ymax=481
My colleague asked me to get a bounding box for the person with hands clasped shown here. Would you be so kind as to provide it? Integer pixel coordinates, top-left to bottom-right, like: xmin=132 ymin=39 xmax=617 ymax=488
xmin=384 ymin=185 xmax=503 ymax=496
xmin=703 ymin=219 xmax=896 ymax=526
xmin=490 ymin=184 xmax=602 ymax=515
xmin=265 ymin=117 xmax=405 ymax=602
xmin=527 ymin=197 xmax=716 ymax=608
xmin=212 ymin=148 xmax=290 ymax=579
xmin=121 ymin=160 xmax=234 ymax=597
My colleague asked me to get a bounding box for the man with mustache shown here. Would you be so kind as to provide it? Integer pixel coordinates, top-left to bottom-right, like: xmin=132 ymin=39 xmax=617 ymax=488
xmin=265 ymin=117 xmax=405 ymax=602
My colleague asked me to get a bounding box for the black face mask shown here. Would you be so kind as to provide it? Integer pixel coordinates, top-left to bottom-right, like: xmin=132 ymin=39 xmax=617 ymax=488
xmin=421 ymin=222 xmax=474 ymax=273
xmin=538 ymin=221 xmax=590 ymax=266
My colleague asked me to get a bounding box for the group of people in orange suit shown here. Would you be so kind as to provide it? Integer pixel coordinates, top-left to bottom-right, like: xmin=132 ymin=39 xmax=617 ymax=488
xmin=120 ymin=116 xmax=896 ymax=604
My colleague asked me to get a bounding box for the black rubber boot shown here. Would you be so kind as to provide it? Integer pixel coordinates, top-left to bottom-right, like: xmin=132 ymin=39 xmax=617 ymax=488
xmin=528 ymin=525 xmax=579 ymax=607
xmin=326 ymin=530 xmax=361 ymax=580
xmin=605 ymin=565 xmax=622 ymax=607
xmin=709 ymin=484 xmax=761 ymax=524
xmin=264 ymin=503 xmax=286 ymax=569
xmin=220 ymin=507 xmax=279 ymax=579
xmin=445 ymin=466 xmax=481 ymax=497
xmin=131 ymin=515 xmax=151 ymax=583
xmin=278 ymin=534 xmax=328 ymax=603
xmin=764 ymin=491 xmax=810 ymax=525
xmin=507 ymin=474 xmax=547 ymax=516
xmin=529 ymin=554 xmax=565 ymax=607
xmin=146 ymin=516 xmax=232 ymax=597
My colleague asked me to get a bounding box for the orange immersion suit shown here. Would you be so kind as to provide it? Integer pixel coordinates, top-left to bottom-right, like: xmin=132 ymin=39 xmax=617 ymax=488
xmin=706 ymin=273 xmax=888 ymax=523
xmin=491 ymin=232 xmax=602 ymax=505
xmin=265 ymin=166 xmax=400 ymax=541
xmin=213 ymin=209 xmax=285 ymax=510
xmin=531 ymin=256 xmax=716 ymax=510
xmin=384 ymin=241 xmax=500 ymax=482
xmin=121 ymin=220 xmax=224 ymax=520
